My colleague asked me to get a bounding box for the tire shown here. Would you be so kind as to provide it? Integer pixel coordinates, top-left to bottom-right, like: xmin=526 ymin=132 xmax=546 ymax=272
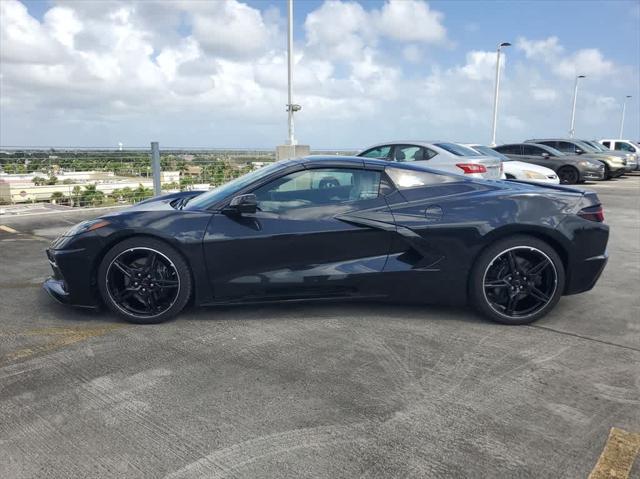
xmin=557 ymin=166 xmax=579 ymax=184
xmin=469 ymin=235 xmax=565 ymax=325
xmin=98 ymin=237 xmax=192 ymax=324
xmin=604 ymin=164 xmax=612 ymax=180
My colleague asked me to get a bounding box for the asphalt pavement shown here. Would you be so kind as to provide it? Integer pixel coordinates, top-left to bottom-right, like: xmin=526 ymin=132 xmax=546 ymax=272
xmin=1 ymin=176 xmax=638 ymax=478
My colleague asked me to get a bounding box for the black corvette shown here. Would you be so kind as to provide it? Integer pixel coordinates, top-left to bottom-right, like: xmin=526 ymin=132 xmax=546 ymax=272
xmin=44 ymin=156 xmax=609 ymax=325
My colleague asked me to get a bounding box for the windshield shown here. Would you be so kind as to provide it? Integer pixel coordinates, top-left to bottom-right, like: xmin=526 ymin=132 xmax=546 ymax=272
xmin=468 ymin=145 xmax=510 ymax=161
xmin=585 ymin=141 xmax=608 ymax=152
xmin=434 ymin=143 xmax=482 ymax=156
xmin=185 ymin=161 xmax=284 ymax=210
xmin=574 ymin=140 xmax=598 ymax=153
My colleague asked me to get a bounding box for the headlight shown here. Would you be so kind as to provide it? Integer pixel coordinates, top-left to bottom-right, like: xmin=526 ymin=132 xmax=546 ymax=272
xmin=64 ymin=219 xmax=110 ymax=236
xmin=523 ymin=170 xmax=546 ymax=180
xmin=578 ymin=160 xmax=592 ymax=167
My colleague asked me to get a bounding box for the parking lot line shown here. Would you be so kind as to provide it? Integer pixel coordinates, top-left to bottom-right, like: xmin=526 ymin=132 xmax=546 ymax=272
xmin=0 ymin=224 xmax=18 ymax=233
xmin=1 ymin=325 xmax=128 ymax=365
xmin=588 ymin=427 xmax=640 ymax=479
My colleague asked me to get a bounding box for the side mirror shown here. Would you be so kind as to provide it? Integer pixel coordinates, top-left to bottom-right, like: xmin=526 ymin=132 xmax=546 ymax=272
xmin=225 ymin=194 xmax=257 ymax=215
xmin=541 ymin=152 xmax=551 ymax=158
xmin=575 ymin=148 xmax=583 ymax=155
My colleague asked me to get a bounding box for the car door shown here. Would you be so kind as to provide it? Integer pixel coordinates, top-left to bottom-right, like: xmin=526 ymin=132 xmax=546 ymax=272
xmin=203 ymin=163 xmax=395 ymax=301
xmin=520 ymin=145 xmax=558 ymax=170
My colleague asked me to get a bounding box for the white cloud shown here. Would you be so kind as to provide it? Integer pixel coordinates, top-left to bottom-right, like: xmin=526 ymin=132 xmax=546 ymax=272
xmin=516 ymin=36 xmax=563 ymax=59
xmin=553 ymin=48 xmax=615 ymax=79
xmin=0 ymin=1 xmax=637 ymax=147
xmin=374 ymin=0 xmax=447 ymax=44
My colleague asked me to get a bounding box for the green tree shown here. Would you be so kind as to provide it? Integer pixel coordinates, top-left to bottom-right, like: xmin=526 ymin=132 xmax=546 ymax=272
xmin=50 ymin=191 xmax=66 ymax=204
xmin=79 ymin=184 xmax=105 ymax=206
xmin=32 ymin=176 xmax=46 ymax=186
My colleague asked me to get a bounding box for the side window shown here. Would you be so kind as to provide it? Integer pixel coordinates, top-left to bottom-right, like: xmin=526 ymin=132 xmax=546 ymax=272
xmin=495 ymin=145 xmax=521 ymax=155
xmin=555 ymin=142 xmax=576 ymax=153
xmin=360 ymin=146 xmax=391 ymax=159
xmin=251 ymin=168 xmax=381 ymax=213
xmin=386 ymin=167 xmax=457 ymax=189
xmin=394 ymin=145 xmax=421 ymax=162
xmin=522 ymin=145 xmax=543 ymax=156
xmin=615 ymin=142 xmax=634 ymax=152
xmin=601 ymin=141 xmax=611 ymax=148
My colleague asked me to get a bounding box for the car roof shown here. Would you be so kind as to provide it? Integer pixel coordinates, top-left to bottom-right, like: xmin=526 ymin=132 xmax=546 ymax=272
xmin=358 ymin=140 xmax=455 ymax=151
xmin=297 ymin=155 xmax=458 ymax=175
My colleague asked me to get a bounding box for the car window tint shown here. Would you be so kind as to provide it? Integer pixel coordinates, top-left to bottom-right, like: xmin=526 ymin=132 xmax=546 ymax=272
xmin=601 ymin=141 xmax=611 ymax=148
xmin=361 ymin=146 xmax=391 ymax=158
xmin=394 ymin=145 xmax=423 ymax=162
xmin=386 ymin=167 xmax=458 ymax=189
xmin=251 ymin=168 xmax=381 ymax=213
xmin=522 ymin=145 xmax=544 ymax=156
xmin=615 ymin=142 xmax=634 ymax=152
xmin=494 ymin=145 xmax=521 ymax=155
xmin=554 ymin=142 xmax=576 ymax=153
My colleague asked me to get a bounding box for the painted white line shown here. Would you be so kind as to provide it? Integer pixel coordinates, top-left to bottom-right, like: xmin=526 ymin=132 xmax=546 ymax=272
xmin=0 ymin=225 xmax=18 ymax=233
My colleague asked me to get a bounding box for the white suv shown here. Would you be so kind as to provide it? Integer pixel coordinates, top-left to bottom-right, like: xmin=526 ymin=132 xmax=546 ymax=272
xmin=599 ymin=139 xmax=639 ymax=171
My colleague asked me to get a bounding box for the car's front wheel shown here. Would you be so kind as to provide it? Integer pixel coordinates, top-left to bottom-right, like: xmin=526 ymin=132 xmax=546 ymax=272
xmin=469 ymin=235 xmax=565 ymax=325
xmin=98 ymin=237 xmax=192 ymax=324
xmin=557 ymin=166 xmax=579 ymax=184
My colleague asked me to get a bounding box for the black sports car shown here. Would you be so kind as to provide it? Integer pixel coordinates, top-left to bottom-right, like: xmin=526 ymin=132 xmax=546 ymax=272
xmin=44 ymin=156 xmax=609 ymax=325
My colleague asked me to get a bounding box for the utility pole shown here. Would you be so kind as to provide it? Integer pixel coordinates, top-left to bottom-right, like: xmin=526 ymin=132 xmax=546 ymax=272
xmin=490 ymin=42 xmax=511 ymax=147
xmin=569 ymin=75 xmax=585 ymax=138
xmin=286 ymin=0 xmax=296 ymax=146
xmin=619 ymin=95 xmax=632 ymax=139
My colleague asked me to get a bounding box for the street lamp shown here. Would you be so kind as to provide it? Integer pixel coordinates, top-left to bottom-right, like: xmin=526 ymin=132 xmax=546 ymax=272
xmin=490 ymin=42 xmax=511 ymax=147
xmin=285 ymin=0 xmax=299 ymax=146
xmin=569 ymin=75 xmax=586 ymax=138
xmin=619 ymin=95 xmax=632 ymax=139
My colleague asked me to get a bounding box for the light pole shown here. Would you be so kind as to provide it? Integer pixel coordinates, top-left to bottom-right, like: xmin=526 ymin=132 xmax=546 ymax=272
xmin=619 ymin=95 xmax=632 ymax=139
xmin=490 ymin=42 xmax=511 ymax=147
xmin=569 ymin=75 xmax=585 ymax=138
xmin=285 ymin=0 xmax=300 ymax=146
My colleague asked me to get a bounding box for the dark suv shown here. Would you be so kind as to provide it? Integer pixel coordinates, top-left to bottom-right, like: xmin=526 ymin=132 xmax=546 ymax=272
xmin=525 ymin=139 xmax=626 ymax=179
xmin=494 ymin=143 xmax=605 ymax=184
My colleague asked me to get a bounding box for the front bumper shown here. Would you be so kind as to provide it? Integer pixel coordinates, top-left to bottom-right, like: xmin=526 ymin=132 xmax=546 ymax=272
xmin=581 ymin=168 xmax=605 ymax=181
xmin=44 ymin=244 xmax=100 ymax=308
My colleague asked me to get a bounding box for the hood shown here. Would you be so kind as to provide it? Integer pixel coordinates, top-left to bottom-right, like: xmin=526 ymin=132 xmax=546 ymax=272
xmin=105 ymin=190 xmax=207 ymax=216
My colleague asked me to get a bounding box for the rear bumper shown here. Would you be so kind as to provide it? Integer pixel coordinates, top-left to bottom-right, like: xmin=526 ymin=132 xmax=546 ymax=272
xmin=564 ymin=252 xmax=608 ymax=295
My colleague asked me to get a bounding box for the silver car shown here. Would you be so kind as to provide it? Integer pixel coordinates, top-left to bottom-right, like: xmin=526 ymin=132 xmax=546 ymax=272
xmin=357 ymin=141 xmax=502 ymax=179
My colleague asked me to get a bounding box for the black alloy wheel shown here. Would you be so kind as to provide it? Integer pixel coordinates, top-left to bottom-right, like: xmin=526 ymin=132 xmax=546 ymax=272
xmin=470 ymin=236 xmax=565 ymax=324
xmin=98 ymin=237 xmax=192 ymax=323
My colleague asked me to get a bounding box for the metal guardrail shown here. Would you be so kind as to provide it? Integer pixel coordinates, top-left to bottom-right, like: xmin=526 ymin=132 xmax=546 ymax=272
xmin=0 ymin=146 xmax=357 ymax=209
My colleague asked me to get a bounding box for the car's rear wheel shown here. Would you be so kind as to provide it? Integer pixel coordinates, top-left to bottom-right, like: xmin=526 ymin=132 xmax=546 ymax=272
xmin=470 ymin=235 xmax=565 ymax=325
xmin=558 ymin=166 xmax=579 ymax=184
xmin=98 ymin=237 xmax=192 ymax=324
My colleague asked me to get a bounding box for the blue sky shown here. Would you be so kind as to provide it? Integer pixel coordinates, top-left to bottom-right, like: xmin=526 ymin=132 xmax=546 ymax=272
xmin=3 ymin=0 xmax=639 ymax=148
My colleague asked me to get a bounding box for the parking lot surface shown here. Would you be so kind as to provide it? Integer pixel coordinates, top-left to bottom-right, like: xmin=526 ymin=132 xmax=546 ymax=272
xmin=1 ymin=176 xmax=639 ymax=478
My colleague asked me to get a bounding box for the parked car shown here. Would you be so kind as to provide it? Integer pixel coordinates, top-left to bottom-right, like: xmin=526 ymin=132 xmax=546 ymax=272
xmin=525 ymin=139 xmax=627 ymax=179
xmin=465 ymin=144 xmax=559 ymax=184
xmin=44 ymin=156 xmax=608 ymax=325
xmin=580 ymin=140 xmax=637 ymax=172
xmin=357 ymin=141 xmax=502 ymax=179
xmin=598 ymin=139 xmax=640 ymax=171
xmin=493 ymin=143 xmax=605 ymax=184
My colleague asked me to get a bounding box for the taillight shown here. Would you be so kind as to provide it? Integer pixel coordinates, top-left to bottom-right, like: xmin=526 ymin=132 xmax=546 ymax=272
xmin=456 ymin=163 xmax=487 ymax=174
xmin=578 ymin=204 xmax=604 ymax=222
